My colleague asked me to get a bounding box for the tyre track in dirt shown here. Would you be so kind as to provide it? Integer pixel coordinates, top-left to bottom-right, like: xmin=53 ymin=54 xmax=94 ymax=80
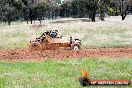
xmin=0 ymin=48 xmax=132 ymax=61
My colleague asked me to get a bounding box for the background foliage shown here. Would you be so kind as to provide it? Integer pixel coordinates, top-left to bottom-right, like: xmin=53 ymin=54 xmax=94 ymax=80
xmin=0 ymin=0 xmax=132 ymax=25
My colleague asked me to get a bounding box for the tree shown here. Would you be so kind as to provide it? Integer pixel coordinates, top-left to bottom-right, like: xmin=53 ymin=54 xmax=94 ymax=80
xmin=70 ymin=0 xmax=99 ymax=22
xmin=89 ymin=0 xmax=99 ymax=22
xmin=60 ymin=1 xmax=72 ymax=17
xmin=47 ymin=0 xmax=60 ymax=19
xmin=21 ymin=0 xmax=35 ymax=24
xmin=119 ymin=0 xmax=132 ymax=20
xmin=0 ymin=0 xmax=23 ymax=25
xmin=32 ymin=2 xmax=50 ymax=24
xmin=108 ymin=0 xmax=132 ymax=20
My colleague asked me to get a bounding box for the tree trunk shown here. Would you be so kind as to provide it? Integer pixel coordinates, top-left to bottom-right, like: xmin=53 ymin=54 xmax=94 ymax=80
xmin=121 ymin=12 xmax=127 ymax=20
xmin=29 ymin=8 xmax=33 ymax=24
xmin=120 ymin=0 xmax=128 ymax=20
xmin=90 ymin=1 xmax=98 ymax=22
xmin=8 ymin=0 xmax=11 ymax=25
xmin=8 ymin=19 xmax=11 ymax=25
xmin=27 ymin=20 xmax=28 ymax=24
xmin=122 ymin=16 xmax=125 ymax=20
xmin=121 ymin=8 xmax=129 ymax=20
xmin=51 ymin=10 xmax=54 ymax=19
xmin=7 ymin=12 xmax=11 ymax=25
xmin=30 ymin=18 xmax=33 ymax=24
xmin=91 ymin=11 xmax=96 ymax=22
xmin=38 ymin=18 xmax=41 ymax=24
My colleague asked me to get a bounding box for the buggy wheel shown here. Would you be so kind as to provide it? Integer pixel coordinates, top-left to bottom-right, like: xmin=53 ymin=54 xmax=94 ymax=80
xmin=70 ymin=43 xmax=81 ymax=50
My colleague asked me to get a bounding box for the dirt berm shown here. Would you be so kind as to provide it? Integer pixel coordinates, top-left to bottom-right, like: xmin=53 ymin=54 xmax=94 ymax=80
xmin=0 ymin=48 xmax=132 ymax=61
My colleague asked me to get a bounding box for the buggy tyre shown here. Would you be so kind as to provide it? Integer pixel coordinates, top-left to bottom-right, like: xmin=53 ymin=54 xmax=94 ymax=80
xmin=70 ymin=43 xmax=81 ymax=50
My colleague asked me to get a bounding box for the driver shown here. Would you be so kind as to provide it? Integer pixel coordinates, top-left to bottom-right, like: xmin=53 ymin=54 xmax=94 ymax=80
xmin=50 ymin=30 xmax=58 ymax=38
xmin=49 ymin=30 xmax=62 ymax=38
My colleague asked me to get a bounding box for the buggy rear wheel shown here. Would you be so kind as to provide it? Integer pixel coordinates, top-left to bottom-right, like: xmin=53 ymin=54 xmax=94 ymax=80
xmin=29 ymin=42 xmax=42 ymax=51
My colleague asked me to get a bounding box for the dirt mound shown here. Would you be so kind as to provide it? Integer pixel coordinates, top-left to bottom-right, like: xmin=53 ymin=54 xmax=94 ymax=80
xmin=0 ymin=48 xmax=132 ymax=61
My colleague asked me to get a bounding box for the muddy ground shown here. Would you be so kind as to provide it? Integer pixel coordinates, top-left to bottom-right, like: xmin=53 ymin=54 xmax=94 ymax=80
xmin=0 ymin=48 xmax=132 ymax=61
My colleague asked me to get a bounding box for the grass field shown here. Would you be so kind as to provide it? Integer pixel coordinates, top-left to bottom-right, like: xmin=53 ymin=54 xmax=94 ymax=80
xmin=0 ymin=57 xmax=131 ymax=88
xmin=0 ymin=16 xmax=132 ymax=88
xmin=0 ymin=16 xmax=132 ymax=49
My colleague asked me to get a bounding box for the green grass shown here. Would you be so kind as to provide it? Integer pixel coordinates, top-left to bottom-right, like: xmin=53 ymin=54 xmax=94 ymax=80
xmin=0 ymin=57 xmax=131 ymax=88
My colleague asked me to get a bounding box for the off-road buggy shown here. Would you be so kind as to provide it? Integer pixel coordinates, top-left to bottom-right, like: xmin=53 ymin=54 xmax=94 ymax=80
xmin=29 ymin=30 xmax=81 ymax=51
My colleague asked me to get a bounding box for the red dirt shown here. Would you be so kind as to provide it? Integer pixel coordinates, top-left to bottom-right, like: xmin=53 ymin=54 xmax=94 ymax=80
xmin=0 ymin=48 xmax=132 ymax=61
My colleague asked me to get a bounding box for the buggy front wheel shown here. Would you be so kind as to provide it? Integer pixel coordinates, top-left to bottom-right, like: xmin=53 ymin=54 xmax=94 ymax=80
xmin=70 ymin=43 xmax=81 ymax=50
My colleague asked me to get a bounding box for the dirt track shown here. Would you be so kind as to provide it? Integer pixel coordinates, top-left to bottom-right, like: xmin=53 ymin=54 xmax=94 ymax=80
xmin=0 ymin=48 xmax=132 ymax=61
